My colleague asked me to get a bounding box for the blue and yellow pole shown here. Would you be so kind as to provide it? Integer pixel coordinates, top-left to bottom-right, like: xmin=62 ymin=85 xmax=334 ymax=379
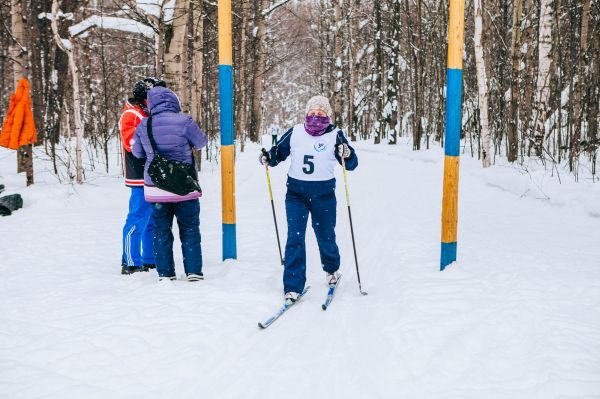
xmin=218 ymin=0 xmax=236 ymax=260
xmin=440 ymin=0 xmax=465 ymax=270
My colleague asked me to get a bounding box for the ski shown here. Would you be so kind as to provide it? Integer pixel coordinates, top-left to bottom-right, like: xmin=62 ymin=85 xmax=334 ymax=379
xmin=258 ymin=286 xmax=311 ymax=329
xmin=322 ymin=274 xmax=342 ymax=311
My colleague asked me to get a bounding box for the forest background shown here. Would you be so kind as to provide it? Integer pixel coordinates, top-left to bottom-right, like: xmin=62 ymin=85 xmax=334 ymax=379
xmin=0 ymin=0 xmax=598 ymax=185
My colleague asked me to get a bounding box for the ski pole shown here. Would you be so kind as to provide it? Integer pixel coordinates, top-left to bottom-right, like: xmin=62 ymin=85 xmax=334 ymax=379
xmin=264 ymin=157 xmax=284 ymax=266
xmin=341 ymin=150 xmax=368 ymax=296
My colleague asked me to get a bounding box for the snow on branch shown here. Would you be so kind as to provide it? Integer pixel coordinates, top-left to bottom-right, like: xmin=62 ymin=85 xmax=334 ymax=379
xmin=38 ymin=11 xmax=74 ymax=20
xmin=136 ymin=0 xmax=175 ymax=22
xmin=69 ymin=15 xmax=155 ymax=38
xmin=262 ymin=0 xmax=292 ymax=17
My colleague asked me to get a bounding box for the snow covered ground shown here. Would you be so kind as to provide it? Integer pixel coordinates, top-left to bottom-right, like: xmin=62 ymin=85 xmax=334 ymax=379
xmin=1 ymin=140 xmax=599 ymax=399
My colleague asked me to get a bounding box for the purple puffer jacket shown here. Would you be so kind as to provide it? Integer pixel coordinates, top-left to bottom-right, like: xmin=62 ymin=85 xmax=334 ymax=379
xmin=132 ymin=87 xmax=208 ymax=202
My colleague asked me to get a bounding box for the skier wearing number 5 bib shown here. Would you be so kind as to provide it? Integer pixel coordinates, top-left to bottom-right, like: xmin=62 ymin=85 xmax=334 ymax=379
xmin=259 ymin=95 xmax=358 ymax=303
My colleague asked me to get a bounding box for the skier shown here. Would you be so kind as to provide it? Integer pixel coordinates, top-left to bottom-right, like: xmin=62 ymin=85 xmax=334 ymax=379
xmin=259 ymin=95 xmax=358 ymax=302
xmin=119 ymin=77 xmax=166 ymax=274
xmin=268 ymin=118 xmax=282 ymax=146
xmin=132 ymin=86 xmax=208 ymax=282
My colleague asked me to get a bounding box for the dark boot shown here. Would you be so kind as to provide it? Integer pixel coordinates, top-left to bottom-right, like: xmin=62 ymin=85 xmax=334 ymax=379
xmin=186 ymin=272 xmax=204 ymax=282
xmin=121 ymin=264 xmax=148 ymax=274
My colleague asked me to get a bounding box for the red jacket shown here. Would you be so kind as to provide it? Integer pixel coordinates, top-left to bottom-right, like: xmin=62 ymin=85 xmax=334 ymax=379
xmin=119 ymin=101 xmax=147 ymax=187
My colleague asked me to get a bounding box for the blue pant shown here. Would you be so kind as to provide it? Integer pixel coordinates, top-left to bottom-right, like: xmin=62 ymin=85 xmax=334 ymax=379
xmin=284 ymin=178 xmax=340 ymax=294
xmin=122 ymin=187 xmax=154 ymax=267
xmin=152 ymin=199 xmax=202 ymax=277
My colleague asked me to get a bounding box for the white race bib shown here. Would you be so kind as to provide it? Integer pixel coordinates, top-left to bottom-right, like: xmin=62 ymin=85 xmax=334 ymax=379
xmin=288 ymin=124 xmax=339 ymax=181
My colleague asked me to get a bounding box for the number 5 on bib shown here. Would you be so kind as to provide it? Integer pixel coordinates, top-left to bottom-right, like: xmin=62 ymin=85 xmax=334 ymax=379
xmin=303 ymin=155 xmax=315 ymax=174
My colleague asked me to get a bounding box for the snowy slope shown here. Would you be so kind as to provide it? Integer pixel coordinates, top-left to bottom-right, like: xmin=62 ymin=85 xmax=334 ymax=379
xmin=1 ymin=141 xmax=599 ymax=399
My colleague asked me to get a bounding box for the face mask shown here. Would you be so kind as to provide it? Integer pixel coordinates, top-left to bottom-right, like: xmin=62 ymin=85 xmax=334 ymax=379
xmin=304 ymin=115 xmax=330 ymax=136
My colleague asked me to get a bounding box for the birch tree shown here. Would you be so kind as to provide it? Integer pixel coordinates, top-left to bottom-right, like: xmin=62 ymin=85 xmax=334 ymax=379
xmin=51 ymin=0 xmax=83 ymax=184
xmin=373 ymin=0 xmax=383 ymax=144
xmin=332 ymin=0 xmax=343 ymax=126
xmin=249 ymin=0 xmax=267 ymax=142
xmin=385 ymin=0 xmax=401 ymax=145
xmin=163 ymin=0 xmax=190 ymax=109
xmin=571 ymin=0 xmax=591 ymax=166
xmin=190 ymin=0 xmax=203 ymax=123
xmin=11 ymin=0 xmax=34 ymax=185
xmin=508 ymin=0 xmax=522 ymax=162
xmin=347 ymin=0 xmax=361 ymax=140
xmin=473 ymin=0 xmax=491 ymax=167
xmin=237 ymin=0 xmax=249 ymax=147
xmin=531 ymin=0 xmax=553 ymax=157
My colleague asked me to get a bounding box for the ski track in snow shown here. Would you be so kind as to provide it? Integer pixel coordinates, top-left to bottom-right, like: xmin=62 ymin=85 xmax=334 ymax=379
xmin=1 ymin=142 xmax=599 ymax=399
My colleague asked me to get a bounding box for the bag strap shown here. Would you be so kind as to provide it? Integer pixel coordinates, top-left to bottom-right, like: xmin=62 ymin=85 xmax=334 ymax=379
xmin=146 ymin=117 xmax=160 ymax=155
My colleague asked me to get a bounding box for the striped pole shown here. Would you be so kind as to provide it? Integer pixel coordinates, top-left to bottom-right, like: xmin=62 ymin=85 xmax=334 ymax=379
xmin=440 ymin=0 xmax=465 ymax=270
xmin=218 ymin=0 xmax=237 ymax=260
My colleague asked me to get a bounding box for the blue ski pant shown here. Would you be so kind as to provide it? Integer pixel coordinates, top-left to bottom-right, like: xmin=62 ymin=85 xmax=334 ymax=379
xmin=284 ymin=178 xmax=340 ymax=294
xmin=152 ymin=199 xmax=202 ymax=277
xmin=122 ymin=187 xmax=154 ymax=267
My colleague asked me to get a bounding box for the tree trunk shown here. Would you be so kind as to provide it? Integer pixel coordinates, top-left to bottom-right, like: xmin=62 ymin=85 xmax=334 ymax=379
xmin=190 ymin=0 xmax=204 ymax=167
xmin=51 ymin=0 xmax=83 ymax=184
xmin=414 ymin=0 xmax=424 ymax=150
xmin=249 ymin=0 xmax=266 ymax=143
xmin=156 ymin=9 xmax=166 ymax=77
xmin=332 ymin=0 xmax=343 ymax=126
xmin=10 ymin=0 xmax=24 ymax=86
xmin=405 ymin=0 xmax=422 ymax=150
xmin=348 ymin=0 xmax=361 ymax=140
xmin=11 ymin=0 xmax=33 ymax=185
xmin=473 ymin=0 xmax=491 ymax=167
xmin=521 ymin=1 xmax=536 ymax=158
xmin=508 ymin=0 xmax=522 ymax=162
xmin=553 ymin=0 xmax=563 ymax=162
xmin=190 ymin=0 xmax=203 ymax=122
xmin=373 ymin=0 xmax=383 ymax=144
xmin=63 ymin=98 xmax=72 ymax=181
xmin=571 ymin=0 xmax=591 ymax=165
xmin=532 ymin=0 xmax=553 ymax=158
xmin=237 ymin=0 xmax=249 ymax=148
xmin=386 ymin=0 xmax=401 ymax=145
xmin=587 ymin=38 xmax=598 ymax=176
xmin=163 ymin=0 xmax=190 ymax=110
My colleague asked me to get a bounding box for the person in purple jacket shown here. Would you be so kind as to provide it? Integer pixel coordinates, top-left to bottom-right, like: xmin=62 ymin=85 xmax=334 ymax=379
xmin=132 ymin=87 xmax=208 ymax=282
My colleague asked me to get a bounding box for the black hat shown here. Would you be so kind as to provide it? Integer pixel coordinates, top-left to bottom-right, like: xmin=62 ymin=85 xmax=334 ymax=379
xmin=143 ymin=77 xmax=167 ymax=89
xmin=132 ymin=77 xmax=167 ymax=102
xmin=132 ymin=80 xmax=148 ymax=102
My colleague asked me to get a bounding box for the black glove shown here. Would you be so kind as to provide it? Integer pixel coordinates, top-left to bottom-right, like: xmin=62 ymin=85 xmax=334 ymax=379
xmin=259 ymin=148 xmax=271 ymax=165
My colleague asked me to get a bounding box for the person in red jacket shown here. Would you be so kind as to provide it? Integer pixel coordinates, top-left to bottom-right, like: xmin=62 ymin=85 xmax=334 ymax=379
xmin=119 ymin=77 xmax=165 ymax=274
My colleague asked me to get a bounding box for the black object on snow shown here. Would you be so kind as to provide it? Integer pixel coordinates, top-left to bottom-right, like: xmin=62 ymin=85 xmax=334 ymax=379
xmin=0 ymin=184 xmax=5 ymax=194
xmin=0 ymin=194 xmax=23 ymax=216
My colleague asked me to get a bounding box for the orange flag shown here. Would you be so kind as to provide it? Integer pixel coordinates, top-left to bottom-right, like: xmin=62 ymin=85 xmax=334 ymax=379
xmin=0 ymin=79 xmax=37 ymax=150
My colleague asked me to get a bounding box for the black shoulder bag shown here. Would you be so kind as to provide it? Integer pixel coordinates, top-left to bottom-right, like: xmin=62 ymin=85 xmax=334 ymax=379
xmin=146 ymin=117 xmax=202 ymax=196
